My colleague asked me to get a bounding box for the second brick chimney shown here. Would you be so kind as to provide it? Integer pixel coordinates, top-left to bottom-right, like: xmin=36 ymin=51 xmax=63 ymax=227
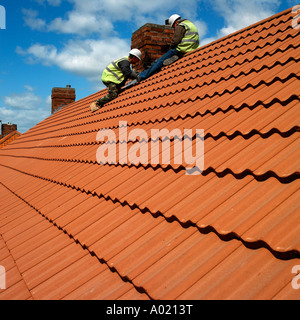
xmin=51 ymin=85 xmax=76 ymax=114
xmin=1 ymin=123 xmax=17 ymax=138
xmin=131 ymin=23 xmax=174 ymax=72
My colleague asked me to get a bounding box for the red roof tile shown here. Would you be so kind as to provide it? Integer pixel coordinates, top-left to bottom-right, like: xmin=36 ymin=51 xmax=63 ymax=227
xmin=0 ymin=131 xmax=21 ymax=149
xmin=0 ymin=7 xmax=299 ymax=300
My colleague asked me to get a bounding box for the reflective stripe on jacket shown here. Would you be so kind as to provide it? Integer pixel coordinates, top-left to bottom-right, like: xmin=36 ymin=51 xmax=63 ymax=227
xmin=102 ymin=56 xmax=129 ymax=84
xmin=176 ymin=20 xmax=199 ymax=53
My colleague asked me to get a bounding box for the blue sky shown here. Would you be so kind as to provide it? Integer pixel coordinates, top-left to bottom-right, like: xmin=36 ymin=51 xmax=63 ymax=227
xmin=0 ymin=0 xmax=298 ymax=133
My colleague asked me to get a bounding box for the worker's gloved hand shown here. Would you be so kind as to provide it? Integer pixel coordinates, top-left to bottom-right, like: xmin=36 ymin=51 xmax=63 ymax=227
xmin=131 ymin=69 xmax=141 ymax=83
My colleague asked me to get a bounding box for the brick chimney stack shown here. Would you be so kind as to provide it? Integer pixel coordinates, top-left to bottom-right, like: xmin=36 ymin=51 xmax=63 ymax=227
xmin=1 ymin=123 xmax=17 ymax=138
xmin=131 ymin=23 xmax=174 ymax=72
xmin=51 ymin=85 xmax=76 ymax=114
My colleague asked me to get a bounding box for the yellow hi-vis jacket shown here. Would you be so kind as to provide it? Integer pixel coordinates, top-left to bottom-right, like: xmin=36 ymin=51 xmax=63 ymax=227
xmin=176 ymin=20 xmax=200 ymax=53
xmin=101 ymin=56 xmax=129 ymax=84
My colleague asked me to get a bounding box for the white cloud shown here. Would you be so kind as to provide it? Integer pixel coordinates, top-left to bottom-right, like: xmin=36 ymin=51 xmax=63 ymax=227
xmin=1 ymin=87 xmax=50 ymax=133
xmin=193 ymin=20 xmax=208 ymax=44
xmin=46 ymin=95 xmax=52 ymax=108
xmin=209 ymin=0 xmax=281 ymax=37
xmin=4 ymin=91 xmax=42 ymax=110
xmin=34 ymin=0 xmax=61 ymax=6
xmin=0 ymin=107 xmax=50 ymax=134
xmin=17 ymin=43 xmax=58 ymax=66
xmin=47 ymin=0 xmax=61 ymax=5
xmin=70 ymin=0 xmax=175 ymax=22
xmin=0 ymin=107 xmax=14 ymax=118
xmin=17 ymin=38 xmax=130 ymax=84
xmin=22 ymin=8 xmax=46 ymax=31
xmin=48 ymin=11 xmax=114 ymax=36
xmin=24 ymin=85 xmax=34 ymax=92
xmin=23 ymin=0 xmax=205 ymax=36
xmin=18 ymin=0 xmax=284 ymax=89
xmin=18 ymin=0 xmax=208 ymax=85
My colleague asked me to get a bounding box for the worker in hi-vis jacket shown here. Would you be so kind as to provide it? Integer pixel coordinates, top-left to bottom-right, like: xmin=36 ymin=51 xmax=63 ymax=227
xmin=138 ymin=14 xmax=200 ymax=81
xmin=90 ymin=48 xmax=142 ymax=112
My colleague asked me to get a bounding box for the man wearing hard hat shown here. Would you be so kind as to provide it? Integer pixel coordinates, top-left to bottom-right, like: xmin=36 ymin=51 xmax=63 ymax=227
xmin=90 ymin=48 xmax=142 ymax=112
xmin=138 ymin=14 xmax=199 ymax=81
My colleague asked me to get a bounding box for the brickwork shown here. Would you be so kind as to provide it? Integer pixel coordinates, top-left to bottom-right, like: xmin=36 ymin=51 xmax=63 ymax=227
xmin=131 ymin=23 xmax=174 ymax=72
xmin=1 ymin=123 xmax=17 ymax=138
xmin=51 ymin=85 xmax=76 ymax=114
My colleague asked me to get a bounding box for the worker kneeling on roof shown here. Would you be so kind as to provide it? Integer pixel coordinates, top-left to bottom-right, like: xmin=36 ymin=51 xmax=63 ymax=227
xmin=90 ymin=48 xmax=142 ymax=112
xmin=138 ymin=14 xmax=200 ymax=81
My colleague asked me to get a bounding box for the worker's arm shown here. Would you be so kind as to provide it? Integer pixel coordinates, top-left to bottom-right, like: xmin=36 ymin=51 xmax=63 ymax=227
xmin=170 ymin=25 xmax=186 ymax=49
xmin=118 ymin=60 xmax=138 ymax=80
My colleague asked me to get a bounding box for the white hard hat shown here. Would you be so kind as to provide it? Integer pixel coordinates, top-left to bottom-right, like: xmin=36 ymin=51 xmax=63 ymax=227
xmin=168 ymin=14 xmax=181 ymax=27
xmin=129 ymin=48 xmax=142 ymax=60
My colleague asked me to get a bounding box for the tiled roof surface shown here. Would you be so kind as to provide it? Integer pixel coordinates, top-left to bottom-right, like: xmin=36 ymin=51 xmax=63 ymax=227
xmin=0 ymin=8 xmax=299 ymax=300
xmin=0 ymin=131 xmax=21 ymax=149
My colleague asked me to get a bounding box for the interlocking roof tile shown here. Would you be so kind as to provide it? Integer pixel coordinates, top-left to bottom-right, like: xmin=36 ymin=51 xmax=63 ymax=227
xmin=0 ymin=131 xmax=21 ymax=149
xmin=0 ymin=7 xmax=299 ymax=300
